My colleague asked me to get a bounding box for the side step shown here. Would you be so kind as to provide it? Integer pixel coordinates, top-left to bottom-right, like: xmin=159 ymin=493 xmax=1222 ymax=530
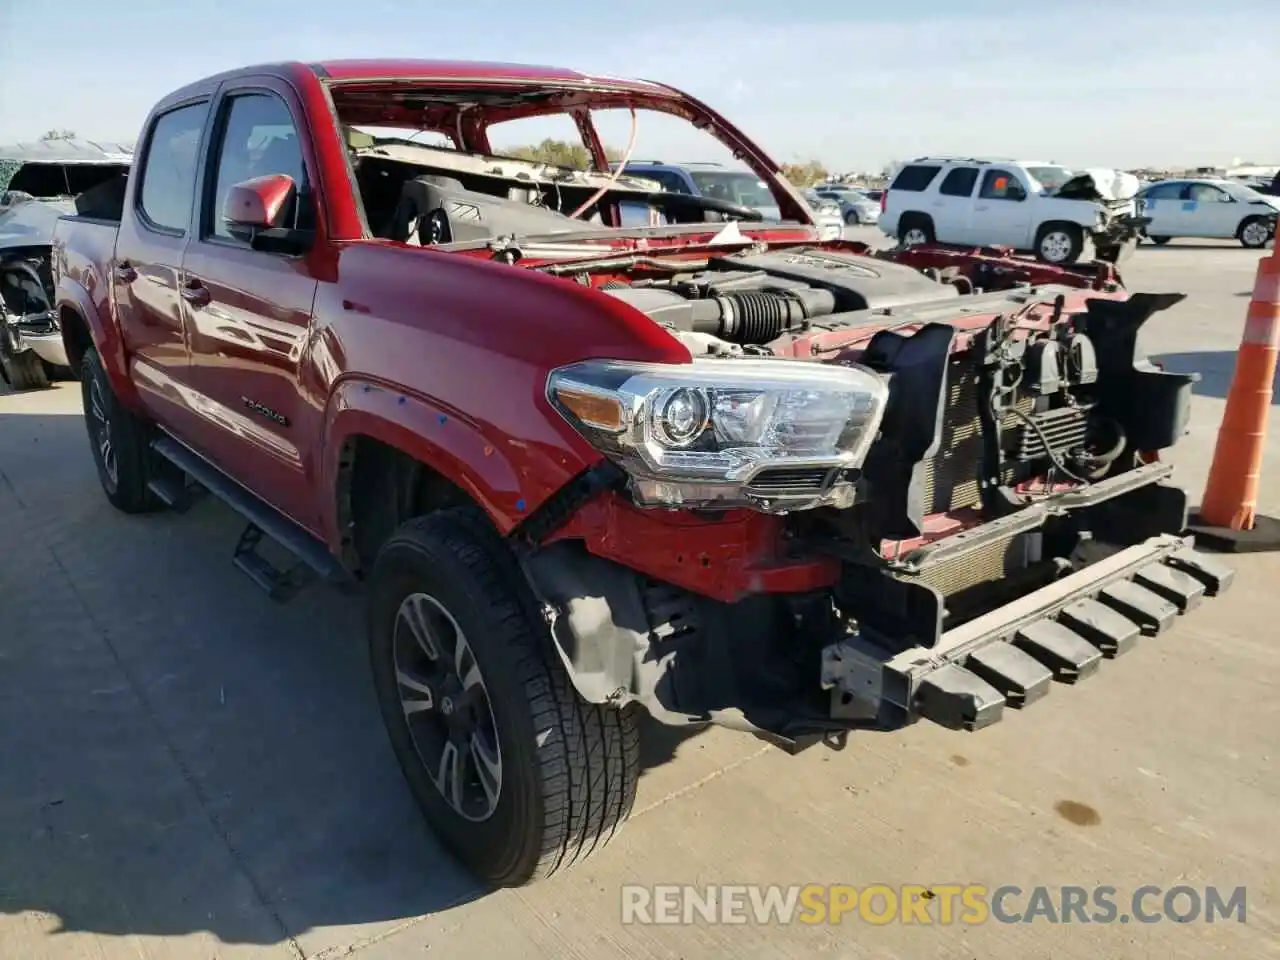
xmin=146 ymin=459 xmax=206 ymax=513
xmin=151 ymin=434 xmax=350 ymax=602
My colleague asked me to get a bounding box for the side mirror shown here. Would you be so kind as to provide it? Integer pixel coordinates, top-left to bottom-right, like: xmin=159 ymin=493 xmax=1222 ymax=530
xmin=222 ymin=174 xmax=313 ymax=252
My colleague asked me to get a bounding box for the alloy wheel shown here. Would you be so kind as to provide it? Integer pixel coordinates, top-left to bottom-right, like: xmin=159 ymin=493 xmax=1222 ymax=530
xmin=1242 ymin=221 xmax=1271 ymax=248
xmin=903 ymin=227 xmax=929 ymax=246
xmin=88 ymin=376 xmax=118 ymax=485
xmin=1040 ymin=231 xmax=1073 ymax=263
xmin=393 ymin=591 xmax=503 ymax=822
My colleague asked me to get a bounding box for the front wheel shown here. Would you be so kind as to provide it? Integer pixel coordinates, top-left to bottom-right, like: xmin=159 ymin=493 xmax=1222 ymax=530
xmin=1149 ymin=235 xmax=1172 ymax=246
xmin=844 ymin=209 xmax=860 ymax=226
xmin=1238 ymin=216 xmax=1272 ymax=249
xmin=1035 ymin=224 xmax=1084 ymax=264
xmin=368 ymin=509 xmax=641 ymax=887
xmin=898 ymin=216 xmax=934 ymax=247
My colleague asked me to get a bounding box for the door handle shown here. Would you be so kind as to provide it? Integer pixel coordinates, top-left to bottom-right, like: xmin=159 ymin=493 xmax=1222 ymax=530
xmin=975 ymin=204 xmax=989 ymax=211
xmin=112 ymin=262 xmax=137 ymax=283
xmin=180 ymin=279 xmax=211 ymax=307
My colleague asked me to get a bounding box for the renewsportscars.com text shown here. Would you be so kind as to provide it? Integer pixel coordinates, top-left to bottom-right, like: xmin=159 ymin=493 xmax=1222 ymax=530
xmin=621 ymin=884 xmax=1247 ymax=926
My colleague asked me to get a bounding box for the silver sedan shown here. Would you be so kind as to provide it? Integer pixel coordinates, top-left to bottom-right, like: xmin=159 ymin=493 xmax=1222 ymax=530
xmin=814 ymin=186 xmax=881 ymax=226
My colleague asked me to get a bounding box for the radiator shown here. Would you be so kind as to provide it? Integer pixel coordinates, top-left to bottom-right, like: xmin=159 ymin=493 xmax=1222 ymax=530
xmin=919 ymin=360 xmax=1086 ymax=514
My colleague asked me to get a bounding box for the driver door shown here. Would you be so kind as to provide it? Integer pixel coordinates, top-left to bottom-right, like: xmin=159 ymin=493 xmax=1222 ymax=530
xmin=972 ymin=168 xmax=1032 ymax=248
xmin=1185 ymin=182 xmax=1236 ymax=238
xmin=178 ymin=77 xmax=324 ymax=531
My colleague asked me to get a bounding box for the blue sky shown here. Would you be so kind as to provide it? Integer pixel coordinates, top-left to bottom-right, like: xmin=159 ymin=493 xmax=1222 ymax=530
xmin=1 ymin=0 xmax=1274 ymax=171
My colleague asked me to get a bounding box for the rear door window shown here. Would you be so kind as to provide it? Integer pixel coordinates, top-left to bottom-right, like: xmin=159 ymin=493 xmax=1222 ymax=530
xmin=890 ymin=165 xmax=941 ymax=192
xmin=638 ymin=170 xmax=690 ymax=194
xmin=938 ymin=167 xmax=979 ymax=197
xmin=138 ymin=102 xmax=209 ymax=233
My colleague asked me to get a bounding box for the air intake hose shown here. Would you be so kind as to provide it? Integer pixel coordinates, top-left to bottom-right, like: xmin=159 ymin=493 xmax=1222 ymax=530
xmin=684 ymin=288 xmax=837 ymax=344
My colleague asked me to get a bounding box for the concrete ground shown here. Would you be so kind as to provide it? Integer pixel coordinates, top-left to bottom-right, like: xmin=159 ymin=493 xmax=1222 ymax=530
xmin=1 ymin=235 xmax=1277 ymax=959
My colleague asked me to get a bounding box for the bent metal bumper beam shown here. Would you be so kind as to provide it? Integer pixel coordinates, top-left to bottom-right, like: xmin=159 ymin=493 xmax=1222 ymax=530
xmin=821 ymin=534 xmax=1233 ymax=731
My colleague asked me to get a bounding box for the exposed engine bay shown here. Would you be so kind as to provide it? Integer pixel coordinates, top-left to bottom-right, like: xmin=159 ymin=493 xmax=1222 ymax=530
xmin=540 ymin=247 xmax=1196 ymax=637
xmin=525 ymin=245 xmax=1202 ymax=741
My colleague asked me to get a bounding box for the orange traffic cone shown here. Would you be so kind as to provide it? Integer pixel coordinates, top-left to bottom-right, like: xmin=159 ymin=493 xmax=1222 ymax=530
xmin=1189 ymin=244 xmax=1280 ymax=551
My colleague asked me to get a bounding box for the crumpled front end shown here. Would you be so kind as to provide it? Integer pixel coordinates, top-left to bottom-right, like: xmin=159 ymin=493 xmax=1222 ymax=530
xmin=1092 ymin=204 xmax=1150 ymax=263
xmin=1 ymin=253 xmax=67 ymax=369
xmin=514 ymin=246 xmax=1229 ymax=749
xmin=1050 ymin=169 xmax=1149 ymax=263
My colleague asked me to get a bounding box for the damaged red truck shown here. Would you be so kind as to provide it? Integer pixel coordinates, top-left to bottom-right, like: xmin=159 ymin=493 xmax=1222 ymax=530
xmin=52 ymin=60 xmax=1234 ymax=886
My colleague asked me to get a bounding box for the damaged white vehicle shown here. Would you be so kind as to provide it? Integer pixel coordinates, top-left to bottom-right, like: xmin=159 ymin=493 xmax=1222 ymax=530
xmin=0 ymin=140 xmax=132 ymax=389
xmin=880 ymin=157 xmax=1148 ymax=265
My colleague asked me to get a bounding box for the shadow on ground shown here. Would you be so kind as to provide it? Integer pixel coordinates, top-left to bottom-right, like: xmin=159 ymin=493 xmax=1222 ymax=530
xmin=0 ymin=407 xmax=708 ymax=951
xmin=1151 ymin=351 xmax=1279 ymax=402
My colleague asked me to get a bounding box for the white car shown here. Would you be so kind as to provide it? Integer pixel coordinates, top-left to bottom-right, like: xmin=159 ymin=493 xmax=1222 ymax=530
xmin=879 ymin=157 xmax=1146 ymax=264
xmin=812 ymin=185 xmax=881 ymax=225
xmin=1136 ymin=179 xmax=1278 ymax=249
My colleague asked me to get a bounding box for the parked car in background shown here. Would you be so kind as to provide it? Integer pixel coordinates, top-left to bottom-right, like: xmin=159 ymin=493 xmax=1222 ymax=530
xmin=0 ymin=139 xmax=133 ymax=389
xmin=813 ymin=184 xmax=880 ymax=225
xmin=800 ymin=188 xmax=845 ymax=226
xmin=618 ymin=161 xmax=843 ymax=239
xmin=879 ymin=157 xmax=1146 ymax=264
xmin=1137 ymin=178 xmax=1279 ymax=248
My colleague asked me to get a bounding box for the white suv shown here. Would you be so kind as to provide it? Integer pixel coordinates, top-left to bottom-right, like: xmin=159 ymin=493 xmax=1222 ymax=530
xmin=879 ymin=157 xmax=1146 ymax=264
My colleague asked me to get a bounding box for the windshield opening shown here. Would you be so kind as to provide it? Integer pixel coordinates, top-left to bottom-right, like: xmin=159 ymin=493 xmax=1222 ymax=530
xmin=328 ymin=81 xmax=811 ymax=244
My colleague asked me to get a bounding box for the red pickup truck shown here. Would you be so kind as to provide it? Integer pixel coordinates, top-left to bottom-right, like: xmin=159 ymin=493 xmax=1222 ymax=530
xmin=52 ymin=59 xmax=1232 ymax=887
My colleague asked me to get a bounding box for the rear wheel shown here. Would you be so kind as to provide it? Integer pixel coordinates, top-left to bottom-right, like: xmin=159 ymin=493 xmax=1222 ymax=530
xmin=844 ymin=209 xmax=860 ymax=226
xmin=1238 ymin=216 xmax=1272 ymax=249
xmin=1035 ymin=223 xmax=1084 ymax=264
xmin=368 ymin=508 xmax=641 ymax=886
xmin=1148 ymin=235 xmax=1172 ymax=246
xmin=898 ymin=215 xmax=934 ymax=247
xmin=80 ymin=347 xmax=161 ymax=513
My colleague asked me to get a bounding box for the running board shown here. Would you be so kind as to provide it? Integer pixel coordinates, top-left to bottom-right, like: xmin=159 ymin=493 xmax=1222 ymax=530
xmin=150 ymin=434 xmax=350 ymax=601
xmin=821 ymin=535 xmax=1233 ymax=732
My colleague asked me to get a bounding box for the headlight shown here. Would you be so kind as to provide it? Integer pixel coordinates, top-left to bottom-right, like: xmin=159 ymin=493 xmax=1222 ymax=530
xmin=547 ymin=358 xmax=888 ymax=512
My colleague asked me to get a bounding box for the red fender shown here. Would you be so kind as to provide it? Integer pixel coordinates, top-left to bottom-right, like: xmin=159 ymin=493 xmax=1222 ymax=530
xmin=55 ymin=276 xmax=144 ymax=412
xmin=319 ymin=378 xmax=592 ymax=551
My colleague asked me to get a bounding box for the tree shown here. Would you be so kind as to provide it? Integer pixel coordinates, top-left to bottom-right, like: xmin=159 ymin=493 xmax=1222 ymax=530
xmin=40 ymin=129 xmax=77 ymax=142
xmin=503 ymin=138 xmax=626 ymax=169
xmin=779 ymin=159 xmax=829 ymax=187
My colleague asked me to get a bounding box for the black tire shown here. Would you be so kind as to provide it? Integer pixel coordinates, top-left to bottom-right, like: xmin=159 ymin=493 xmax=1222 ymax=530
xmin=80 ymin=347 xmax=161 ymax=513
xmin=42 ymin=359 xmax=75 ymax=381
xmin=0 ymin=345 xmax=50 ymax=390
xmin=1238 ymin=216 xmax=1272 ymax=250
xmin=1034 ymin=222 xmax=1084 ymax=264
xmin=368 ymin=508 xmax=641 ymax=887
xmin=1149 ymin=235 xmax=1172 ymax=246
xmin=843 ymin=209 xmax=860 ymax=226
xmin=898 ymin=214 xmax=934 ymax=247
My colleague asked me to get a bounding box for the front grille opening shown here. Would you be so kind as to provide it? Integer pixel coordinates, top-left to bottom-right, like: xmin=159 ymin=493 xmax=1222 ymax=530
xmin=747 ymin=466 xmax=835 ymax=494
